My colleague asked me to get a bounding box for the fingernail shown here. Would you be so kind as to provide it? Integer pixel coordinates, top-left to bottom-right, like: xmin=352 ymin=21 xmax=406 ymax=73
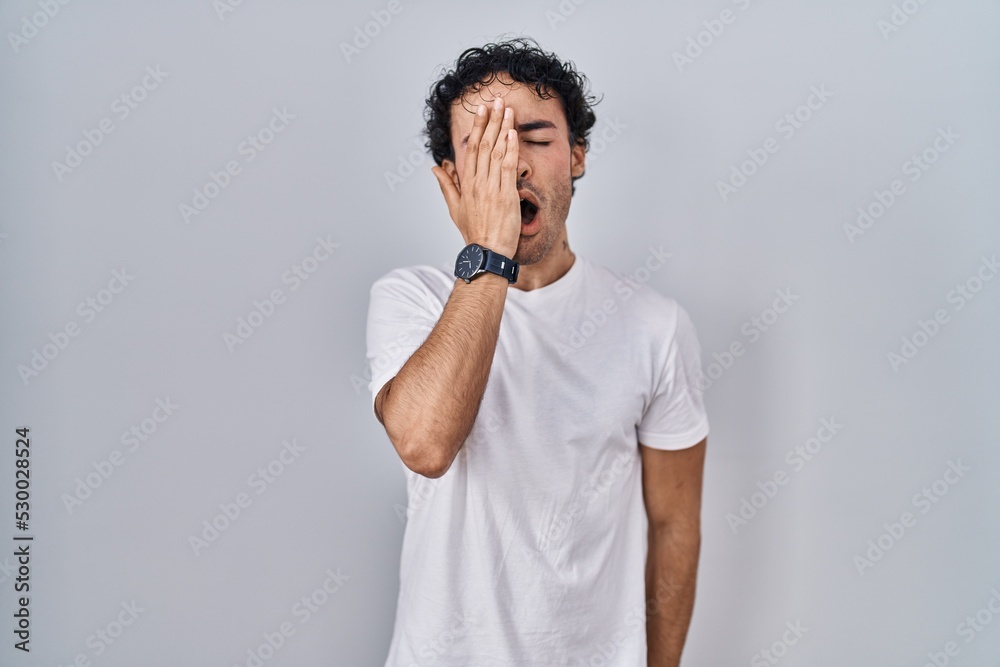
xmin=504 ymin=107 xmax=511 ymax=119
xmin=477 ymin=104 xmax=485 ymax=116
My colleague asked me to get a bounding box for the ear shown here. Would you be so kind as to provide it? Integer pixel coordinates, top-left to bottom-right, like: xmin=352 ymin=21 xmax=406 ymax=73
xmin=442 ymin=159 xmax=461 ymax=192
xmin=571 ymin=139 xmax=586 ymax=179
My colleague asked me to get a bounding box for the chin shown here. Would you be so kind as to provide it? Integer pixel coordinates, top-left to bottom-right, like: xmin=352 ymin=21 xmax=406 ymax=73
xmin=513 ymin=236 xmax=551 ymax=266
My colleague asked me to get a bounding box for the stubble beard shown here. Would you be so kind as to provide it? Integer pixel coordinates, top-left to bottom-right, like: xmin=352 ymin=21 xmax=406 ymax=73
xmin=513 ymin=175 xmax=572 ymax=266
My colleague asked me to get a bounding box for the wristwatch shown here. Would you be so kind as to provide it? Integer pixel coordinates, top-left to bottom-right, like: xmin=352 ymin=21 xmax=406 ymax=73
xmin=454 ymin=243 xmax=519 ymax=284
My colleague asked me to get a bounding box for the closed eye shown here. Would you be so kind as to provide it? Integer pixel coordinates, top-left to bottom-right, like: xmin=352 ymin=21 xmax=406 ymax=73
xmin=525 ymin=141 xmax=551 ymax=145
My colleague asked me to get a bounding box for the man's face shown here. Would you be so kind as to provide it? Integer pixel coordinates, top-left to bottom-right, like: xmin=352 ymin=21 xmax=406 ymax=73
xmin=442 ymin=72 xmax=585 ymax=265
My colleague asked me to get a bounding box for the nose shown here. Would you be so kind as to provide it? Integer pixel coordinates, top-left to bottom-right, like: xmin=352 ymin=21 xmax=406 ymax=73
xmin=516 ymin=149 xmax=530 ymax=181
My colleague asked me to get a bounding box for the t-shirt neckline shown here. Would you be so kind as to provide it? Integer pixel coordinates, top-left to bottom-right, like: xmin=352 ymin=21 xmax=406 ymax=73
xmin=505 ymin=254 xmax=585 ymax=303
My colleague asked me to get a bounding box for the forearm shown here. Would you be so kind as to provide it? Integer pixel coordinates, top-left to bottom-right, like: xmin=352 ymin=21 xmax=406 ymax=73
xmin=645 ymin=525 xmax=700 ymax=667
xmin=379 ymin=271 xmax=508 ymax=477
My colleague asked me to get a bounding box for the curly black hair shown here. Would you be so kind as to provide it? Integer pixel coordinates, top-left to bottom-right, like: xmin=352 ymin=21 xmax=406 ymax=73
xmin=423 ymin=36 xmax=601 ymax=195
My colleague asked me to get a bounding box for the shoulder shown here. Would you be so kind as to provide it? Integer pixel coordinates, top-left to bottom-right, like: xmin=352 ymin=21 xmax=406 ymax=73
xmin=370 ymin=264 xmax=453 ymax=299
xmin=584 ymin=257 xmax=687 ymax=332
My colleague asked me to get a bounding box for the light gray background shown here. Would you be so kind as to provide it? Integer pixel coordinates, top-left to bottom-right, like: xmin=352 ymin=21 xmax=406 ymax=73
xmin=1 ymin=0 xmax=998 ymax=665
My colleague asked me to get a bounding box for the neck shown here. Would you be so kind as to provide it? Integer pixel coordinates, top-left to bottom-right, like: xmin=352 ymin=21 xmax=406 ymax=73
xmin=511 ymin=234 xmax=576 ymax=292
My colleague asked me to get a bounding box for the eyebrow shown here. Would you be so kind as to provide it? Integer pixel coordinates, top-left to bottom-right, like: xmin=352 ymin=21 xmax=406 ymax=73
xmin=461 ymin=120 xmax=558 ymax=147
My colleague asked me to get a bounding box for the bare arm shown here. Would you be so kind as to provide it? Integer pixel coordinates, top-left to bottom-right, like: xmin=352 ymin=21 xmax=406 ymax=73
xmin=375 ymin=96 xmax=522 ymax=479
xmin=640 ymin=437 xmax=706 ymax=667
xmin=376 ymin=272 xmax=508 ymax=477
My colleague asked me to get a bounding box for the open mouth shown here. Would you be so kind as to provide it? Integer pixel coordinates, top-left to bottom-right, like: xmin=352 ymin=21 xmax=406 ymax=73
xmin=519 ymin=194 xmax=539 ymax=225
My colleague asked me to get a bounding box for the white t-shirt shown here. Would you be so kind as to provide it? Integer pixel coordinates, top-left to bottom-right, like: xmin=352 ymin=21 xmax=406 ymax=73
xmin=365 ymin=254 xmax=709 ymax=667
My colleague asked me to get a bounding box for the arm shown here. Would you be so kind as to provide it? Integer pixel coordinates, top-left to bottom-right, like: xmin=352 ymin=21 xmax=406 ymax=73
xmin=375 ymin=96 xmax=522 ymax=479
xmin=640 ymin=437 xmax=706 ymax=667
xmin=375 ymin=272 xmax=508 ymax=478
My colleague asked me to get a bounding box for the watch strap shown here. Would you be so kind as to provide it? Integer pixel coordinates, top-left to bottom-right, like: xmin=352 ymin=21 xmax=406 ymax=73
xmin=483 ymin=248 xmax=519 ymax=284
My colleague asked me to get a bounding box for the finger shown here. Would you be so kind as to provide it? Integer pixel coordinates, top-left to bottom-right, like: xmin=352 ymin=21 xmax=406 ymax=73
xmin=487 ymin=106 xmax=514 ymax=192
xmin=462 ymin=103 xmax=489 ymax=182
xmin=476 ymin=97 xmax=506 ymax=180
xmin=431 ymin=166 xmax=459 ymax=216
xmin=499 ymin=129 xmax=518 ymax=197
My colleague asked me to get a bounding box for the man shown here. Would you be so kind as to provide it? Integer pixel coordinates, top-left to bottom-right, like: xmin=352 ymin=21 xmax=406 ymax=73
xmin=366 ymin=37 xmax=709 ymax=667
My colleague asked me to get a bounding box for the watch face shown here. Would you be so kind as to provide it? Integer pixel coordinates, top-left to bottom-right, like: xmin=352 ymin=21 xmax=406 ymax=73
xmin=455 ymin=244 xmax=485 ymax=279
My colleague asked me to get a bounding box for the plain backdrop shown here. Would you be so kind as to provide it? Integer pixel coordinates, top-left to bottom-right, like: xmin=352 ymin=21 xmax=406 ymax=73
xmin=1 ymin=0 xmax=999 ymax=665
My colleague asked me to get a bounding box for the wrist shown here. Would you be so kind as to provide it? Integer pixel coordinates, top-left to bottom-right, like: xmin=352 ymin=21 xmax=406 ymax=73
xmin=455 ymin=271 xmax=509 ymax=288
xmin=467 ymin=239 xmax=516 ymax=258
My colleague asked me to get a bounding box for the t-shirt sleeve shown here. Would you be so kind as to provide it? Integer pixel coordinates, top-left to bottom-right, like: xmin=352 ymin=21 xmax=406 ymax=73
xmin=365 ymin=270 xmax=443 ymax=422
xmin=636 ymin=302 xmax=710 ymax=450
